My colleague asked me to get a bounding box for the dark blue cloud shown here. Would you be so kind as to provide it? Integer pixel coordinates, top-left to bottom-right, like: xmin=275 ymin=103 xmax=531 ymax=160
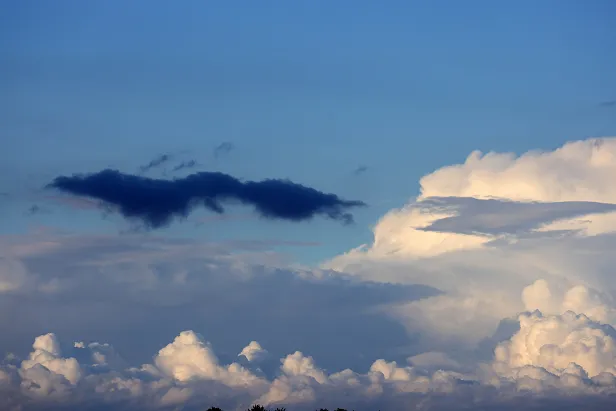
xmin=47 ymin=169 xmax=366 ymax=228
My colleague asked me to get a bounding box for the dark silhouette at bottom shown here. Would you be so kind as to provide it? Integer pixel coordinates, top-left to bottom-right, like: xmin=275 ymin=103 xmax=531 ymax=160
xmin=207 ymin=406 xmax=357 ymax=411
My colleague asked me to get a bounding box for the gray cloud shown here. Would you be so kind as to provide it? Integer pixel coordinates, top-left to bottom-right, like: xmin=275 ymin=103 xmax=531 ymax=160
xmin=3 ymin=220 xmax=616 ymax=409
xmin=417 ymin=196 xmax=616 ymax=236
xmin=138 ymin=154 xmax=172 ymax=173
xmin=0 ymin=233 xmax=437 ymax=372
xmin=25 ymin=204 xmax=50 ymax=216
xmin=352 ymin=165 xmax=368 ymax=176
xmin=214 ymin=142 xmax=234 ymax=159
xmin=171 ymin=160 xmax=198 ymax=172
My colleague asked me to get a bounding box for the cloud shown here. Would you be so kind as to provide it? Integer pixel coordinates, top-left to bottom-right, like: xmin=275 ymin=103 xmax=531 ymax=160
xmin=600 ymin=100 xmax=616 ymax=108
xmin=238 ymin=342 xmax=268 ymax=363
xmin=352 ymin=165 xmax=368 ymax=176
xmin=493 ymin=310 xmax=616 ymax=379
xmin=172 ymin=160 xmax=197 ymax=172
xmin=521 ymin=279 xmax=616 ymax=326
xmin=2 ymin=325 xmax=616 ymax=410
xmin=0 ymin=230 xmax=457 ymax=410
xmin=46 ymin=169 xmax=366 ymax=228
xmin=328 ymin=138 xmax=616 ymax=265
xmin=25 ymin=205 xmax=45 ymax=216
xmin=20 ymin=333 xmax=82 ymax=386
xmin=417 ymin=137 xmax=616 ymax=203
xmin=213 ymin=142 xmax=234 ymax=159
xmin=153 ymin=331 xmax=263 ymax=387
xmin=138 ymin=154 xmax=171 ymax=173
xmin=0 ymin=231 xmax=436 ymax=375
xmin=416 ymin=196 xmax=616 ymax=237
xmin=6 ymin=136 xmax=616 ymax=409
xmin=325 ymin=136 xmax=616 ymax=354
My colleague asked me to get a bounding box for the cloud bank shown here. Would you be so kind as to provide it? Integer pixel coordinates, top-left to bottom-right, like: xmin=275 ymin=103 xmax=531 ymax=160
xmin=46 ymin=169 xmax=366 ymax=228
xmin=3 ymin=322 xmax=616 ymax=411
xmin=5 ymin=136 xmax=616 ymax=409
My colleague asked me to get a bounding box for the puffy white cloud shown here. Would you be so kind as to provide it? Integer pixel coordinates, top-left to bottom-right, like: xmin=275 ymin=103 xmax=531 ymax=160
xmin=154 ymin=330 xmax=263 ymax=388
xmin=238 ymin=341 xmax=268 ymax=363
xmin=492 ymin=310 xmax=616 ymax=389
xmin=0 ymin=331 xmax=461 ymax=409
xmin=154 ymin=331 xmax=222 ymax=382
xmin=418 ymin=137 xmax=616 ymax=203
xmin=522 ymin=280 xmax=616 ymax=326
xmin=21 ymin=333 xmax=81 ymax=386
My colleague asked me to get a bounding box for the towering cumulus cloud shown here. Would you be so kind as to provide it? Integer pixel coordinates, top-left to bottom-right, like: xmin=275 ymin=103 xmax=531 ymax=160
xmin=47 ymin=169 xmax=365 ymax=228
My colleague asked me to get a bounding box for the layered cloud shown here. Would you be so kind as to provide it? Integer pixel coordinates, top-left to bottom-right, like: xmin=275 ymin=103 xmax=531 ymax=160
xmin=47 ymin=169 xmax=366 ymax=228
xmin=4 ymin=137 xmax=616 ymax=409
xmin=0 ymin=231 xmax=436 ymax=374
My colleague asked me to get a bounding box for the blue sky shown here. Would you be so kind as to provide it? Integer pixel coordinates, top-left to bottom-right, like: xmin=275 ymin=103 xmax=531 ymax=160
xmin=1 ymin=0 xmax=615 ymax=264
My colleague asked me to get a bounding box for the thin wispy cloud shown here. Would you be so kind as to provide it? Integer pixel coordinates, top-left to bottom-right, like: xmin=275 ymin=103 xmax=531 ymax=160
xmin=213 ymin=142 xmax=234 ymax=159
xmin=138 ymin=153 xmax=172 ymax=173
xmin=352 ymin=164 xmax=369 ymax=176
xmin=46 ymin=169 xmax=366 ymax=228
xmin=172 ymin=159 xmax=198 ymax=172
xmin=24 ymin=204 xmax=49 ymax=216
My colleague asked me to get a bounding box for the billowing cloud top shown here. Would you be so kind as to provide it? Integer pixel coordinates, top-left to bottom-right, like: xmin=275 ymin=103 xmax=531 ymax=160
xmin=46 ymin=169 xmax=366 ymax=228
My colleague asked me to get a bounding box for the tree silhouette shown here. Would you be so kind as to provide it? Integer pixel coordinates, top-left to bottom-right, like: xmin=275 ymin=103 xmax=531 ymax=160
xmin=204 ymin=405 xmax=356 ymax=411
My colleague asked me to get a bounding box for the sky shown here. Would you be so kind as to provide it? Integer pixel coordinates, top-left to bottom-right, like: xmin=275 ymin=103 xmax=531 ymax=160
xmin=1 ymin=1 xmax=616 ymax=410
